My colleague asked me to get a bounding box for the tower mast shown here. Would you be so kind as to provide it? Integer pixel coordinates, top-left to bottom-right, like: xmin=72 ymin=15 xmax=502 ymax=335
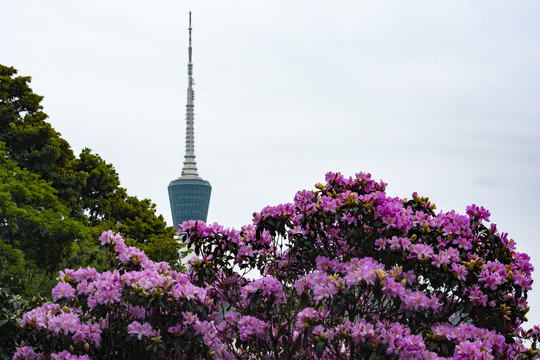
xmin=182 ymin=11 xmax=198 ymax=177
xmin=168 ymin=12 xmax=212 ymax=228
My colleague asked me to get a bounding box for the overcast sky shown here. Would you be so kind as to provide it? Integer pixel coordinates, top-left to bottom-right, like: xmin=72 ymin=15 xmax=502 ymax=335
xmin=3 ymin=0 xmax=540 ymax=325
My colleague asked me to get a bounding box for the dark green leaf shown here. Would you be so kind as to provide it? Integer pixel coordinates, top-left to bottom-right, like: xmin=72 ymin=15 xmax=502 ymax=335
xmin=314 ymin=341 xmax=326 ymax=359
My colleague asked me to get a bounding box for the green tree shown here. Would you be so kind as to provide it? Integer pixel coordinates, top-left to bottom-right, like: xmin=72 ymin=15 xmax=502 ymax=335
xmin=0 ymin=142 xmax=89 ymax=272
xmin=74 ymin=148 xmax=121 ymax=224
xmin=0 ymin=287 xmax=44 ymax=360
xmin=0 ymin=239 xmax=56 ymax=297
xmin=117 ymin=195 xmax=183 ymax=268
xmin=73 ymin=148 xmax=184 ymax=268
xmin=0 ymin=64 xmax=185 ymax=275
xmin=0 ymin=65 xmax=84 ymax=217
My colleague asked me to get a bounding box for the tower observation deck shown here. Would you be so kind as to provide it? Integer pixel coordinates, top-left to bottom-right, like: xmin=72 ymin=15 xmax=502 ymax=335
xmin=168 ymin=12 xmax=212 ymax=229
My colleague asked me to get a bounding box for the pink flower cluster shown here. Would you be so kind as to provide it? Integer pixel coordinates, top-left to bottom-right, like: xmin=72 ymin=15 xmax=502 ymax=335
xmin=478 ymin=260 xmax=508 ymax=290
xmin=15 ymin=171 xmax=539 ymax=359
xmin=237 ymin=316 xmax=270 ymax=341
xmin=15 ymin=231 xmax=211 ymax=359
xmin=13 ymin=347 xmax=90 ymax=360
xmin=177 ymin=171 xmax=537 ymax=359
xmin=21 ymin=303 xmax=101 ymax=346
xmin=242 ymin=276 xmax=285 ymax=304
xmin=127 ymin=321 xmax=156 ymax=340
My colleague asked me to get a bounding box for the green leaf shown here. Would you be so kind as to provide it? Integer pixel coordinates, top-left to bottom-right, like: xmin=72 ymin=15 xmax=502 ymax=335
xmin=314 ymin=341 xmax=326 ymax=358
xmin=441 ymin=342 xmax=449 ymax=356
xmin=495 ymin=315 xmax=505 ymax=332
xmin=427 ymin=341 xmax=438 ymax=351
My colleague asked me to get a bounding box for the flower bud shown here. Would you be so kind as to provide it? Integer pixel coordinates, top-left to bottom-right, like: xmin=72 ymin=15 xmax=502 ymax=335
xmin=190 ymin=258 xmax=202 ymax=268
xmin=131 ymin=255 xmax=141 ymax=265
xmin=507 ymin=270 xmax=514 ymax=280
xmin=151 ymin=335 xmax=163 ymax=344
xmin=373 ymin=269 xmax=386 ymax=282
xmin=152 ymin=288 xmax=162 ymax=298
xmin=334 ymin=278 xmax=346 ymax=291
xmin=314 ymin=330 xmax=327 ymax=342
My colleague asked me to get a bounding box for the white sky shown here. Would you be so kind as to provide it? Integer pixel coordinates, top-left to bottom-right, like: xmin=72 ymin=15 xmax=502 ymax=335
xmin=3 ymin=0 xmax=540 ymax=326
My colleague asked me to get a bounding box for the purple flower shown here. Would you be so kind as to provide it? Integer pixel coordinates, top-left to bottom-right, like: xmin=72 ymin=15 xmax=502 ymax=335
xmin=381 ymin=277 xmax=405 ymax=298
xmin=478 ymin=261 xmax=507 ymax=290
xmin=452 ymin=263 xmax=469 ymax=281
xmin=12 ymin=346 xmax=38 ymax=360
xmin=15 ymin=173 xmax=538 ymax=359
xmin=296 ymin=308 xmax=321 ymax=331
xmin=237 ymin=316 xmax=270 ymax=341
xmin=99 ymin=230 xmax=115 ymax=245
xmin=242 ymin=276 xmax=285 ymax=304
xmin=51 ymin=283 xmax=76 ymax=302
xmin=466 ymin=204 xmax=491 ymax=222
xmin=513 ymin=271 xmax=533 ymax=291
xmin=467 ymin=285 xmax=488 ymax=306
xmin=408 ymin=243 xmax=434 ymax=261
xmin=127 ymin=321 xmax=154 ymax=340
xmin=50 ymin=351 xmax=89 ymax=360
xmin=47 ymin=312 xmax=80 ymax=336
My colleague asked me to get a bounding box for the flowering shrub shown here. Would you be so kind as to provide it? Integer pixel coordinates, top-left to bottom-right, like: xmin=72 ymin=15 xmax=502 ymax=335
xmin=13 ymin=172 xmax=540 ymax=359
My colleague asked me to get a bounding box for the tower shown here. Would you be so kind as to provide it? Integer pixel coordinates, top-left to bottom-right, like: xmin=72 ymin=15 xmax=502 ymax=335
xmin=168 ymin=12 xmax=212 ymax=228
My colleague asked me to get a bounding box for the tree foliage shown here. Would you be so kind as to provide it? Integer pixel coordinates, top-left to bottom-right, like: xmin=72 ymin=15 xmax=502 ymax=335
xmin=12 ymin=172 xmax=540 ymax=359
xmin=0 ymin=239 xmax=56 ymax=298
xmin=0 ymin=288 xmax=44 ymax=360
xmin=0 ymin=65 xmax=83 ymax=216
xmin=0 ymin=143 xmax=89 ymax=271
xmin=73 ymin=149 xmax=183 ymax=269
xmin=0 ymin=64 xmax=183 ymax=280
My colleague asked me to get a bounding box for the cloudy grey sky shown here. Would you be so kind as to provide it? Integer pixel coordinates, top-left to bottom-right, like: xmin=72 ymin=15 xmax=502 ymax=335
xmin=3 ymin=1 xmax=540 ymax=325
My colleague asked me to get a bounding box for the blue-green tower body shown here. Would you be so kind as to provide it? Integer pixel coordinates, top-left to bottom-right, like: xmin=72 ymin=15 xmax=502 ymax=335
xmin=168 ymin=178 xmax=211 ymax=226
xmin=168 ymin=12 xmax=211 ymax=229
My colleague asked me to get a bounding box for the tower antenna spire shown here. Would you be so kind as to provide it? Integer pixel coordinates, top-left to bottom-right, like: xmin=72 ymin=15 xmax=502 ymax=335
xmin=182 ymin=10 xmax=198 ymax=176
xmin=188 ymin=11 xmax=192 ymax=63
xmin=168 ymin=12 xmax=212 ymax=228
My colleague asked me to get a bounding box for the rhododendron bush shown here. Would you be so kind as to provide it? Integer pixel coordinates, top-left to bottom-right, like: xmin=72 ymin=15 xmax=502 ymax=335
xmin=13 ymin=172 xmax=540 ymax=359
